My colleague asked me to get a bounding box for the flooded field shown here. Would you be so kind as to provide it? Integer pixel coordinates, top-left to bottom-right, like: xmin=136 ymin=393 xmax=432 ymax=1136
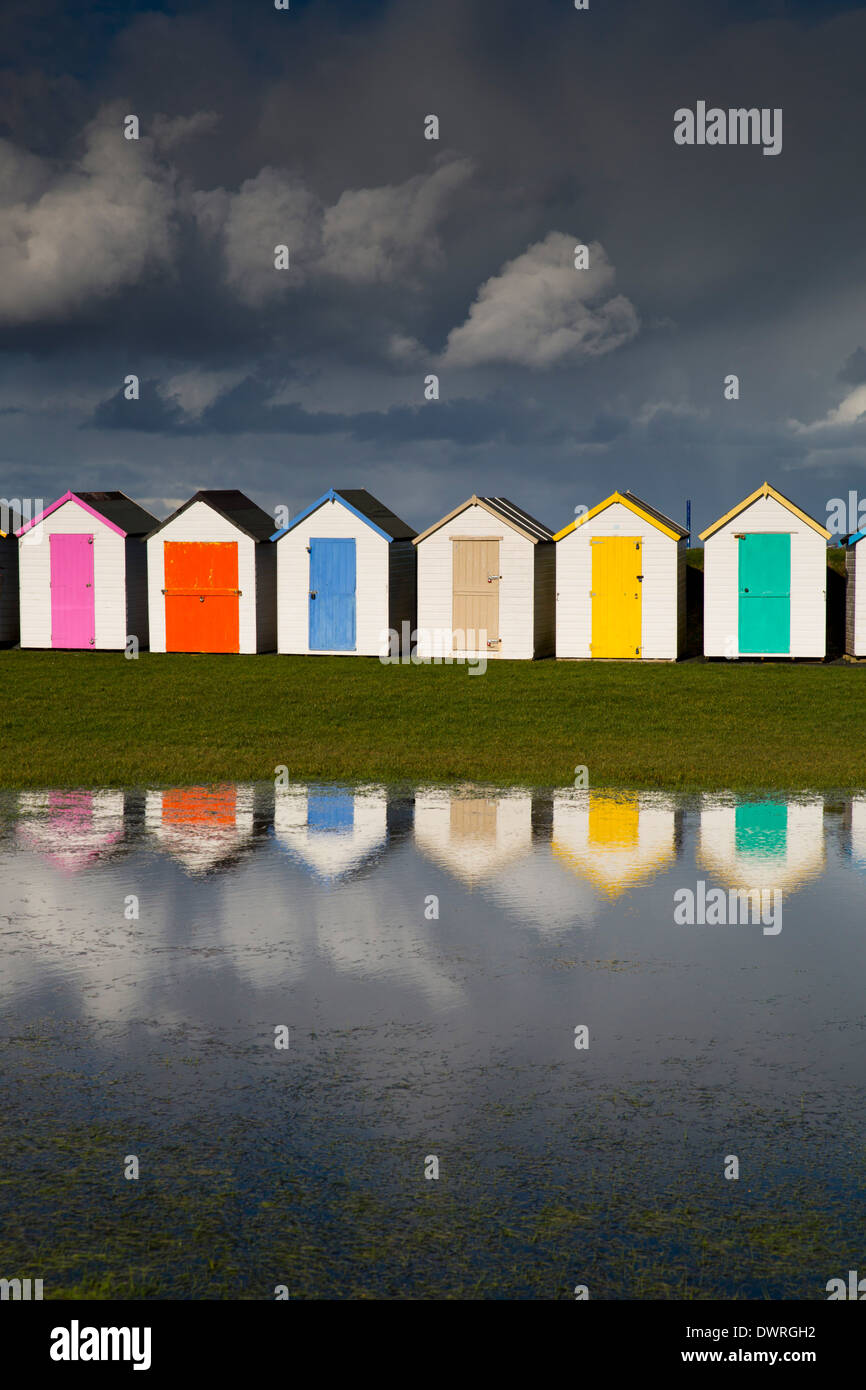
xmin=2 ymin=783 xmax=865 ymax=1299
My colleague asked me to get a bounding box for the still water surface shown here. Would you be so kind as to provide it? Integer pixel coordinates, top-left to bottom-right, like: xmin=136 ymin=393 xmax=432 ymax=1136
xmin=2 ymin=784 xmax=865 ymax=1298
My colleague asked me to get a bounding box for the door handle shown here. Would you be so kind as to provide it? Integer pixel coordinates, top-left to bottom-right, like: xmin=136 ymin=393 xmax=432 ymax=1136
xmin=744 ymin=587 xmax=749 ymax=593
xmin=310 ymin=591 xmax=317 ymax=598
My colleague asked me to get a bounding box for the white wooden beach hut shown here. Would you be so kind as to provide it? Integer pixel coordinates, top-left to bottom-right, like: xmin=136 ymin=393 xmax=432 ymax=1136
xmin=144 ymin=784 xmax=258 ymax=875
xmin=551 ymin=791 xmax=677 ymax=899
xmin=413 ymin=788 xmax=534 ymax=887
xmin=273 ymin=783 xmax=390 ymax=881
xmin=413 ymin=496 xmax=554 ymax=660
xmin=698 ymin=796 xmax=825 ymax=896
xmin=700 ymin=482 xmax=830 ymax=659
xmin=554 ymin=490 xmax=688 ymax=659
xmin=146 ymin=490 xmax=276 ymax=653
xmin=15 ymin=491 xmax=156 ymax=650
xmin=271 ymin=488 xmax=416 ymax=656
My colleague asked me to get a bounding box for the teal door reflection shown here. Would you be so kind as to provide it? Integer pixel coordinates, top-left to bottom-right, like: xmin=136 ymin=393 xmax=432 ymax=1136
xmin=734 ymin=800 xmax=787 ymax=858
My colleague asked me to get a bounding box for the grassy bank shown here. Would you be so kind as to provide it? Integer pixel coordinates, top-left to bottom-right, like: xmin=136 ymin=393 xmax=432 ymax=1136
xmin=1 ymin=649 xmax=865 ymax=791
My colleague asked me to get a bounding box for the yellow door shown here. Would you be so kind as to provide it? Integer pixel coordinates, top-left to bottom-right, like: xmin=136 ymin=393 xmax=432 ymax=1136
xmin=588 ymin=793 xmax=639 ymax=847
xmin=590 ymin=537 xmax=642 ymax=657
xmin=453 ymin=539 xmax=499 ymax=653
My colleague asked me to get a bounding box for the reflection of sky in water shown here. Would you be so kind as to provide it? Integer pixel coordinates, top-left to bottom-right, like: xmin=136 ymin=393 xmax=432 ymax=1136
xmin=1 ymin=785 xmax=863 ymax=1093
xmin=3 ymin=784 xmax=866 ymax=1296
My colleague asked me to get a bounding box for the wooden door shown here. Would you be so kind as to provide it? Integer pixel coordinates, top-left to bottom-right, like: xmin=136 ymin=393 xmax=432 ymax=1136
xmin=50 ymin=533 xmax=95 ymax=648
xmin=452 ymin=539 xmax=499 ymax=653
xmin=590 ymin=536 xmax=642 ymax=658
xmin=738 ymin=533 xmax=790 ymax=654
xmin=164 ymin=541 xmax=240 ymax=653
xmin=308 ymin=538 xmax=356 ymax=651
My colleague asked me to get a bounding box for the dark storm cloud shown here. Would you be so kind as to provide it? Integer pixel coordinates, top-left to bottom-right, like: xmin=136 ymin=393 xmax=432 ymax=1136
xmin=88 ymin=374 xmax=621 ymax=449
xmin=1 ymin=0 xmax=866 ymax=527
xmin=838 ymin=347 xmax=866 ymax=386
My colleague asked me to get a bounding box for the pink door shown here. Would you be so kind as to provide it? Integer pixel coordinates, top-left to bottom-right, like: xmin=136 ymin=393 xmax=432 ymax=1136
xmin=50 ymin=533 xmax=95 ymax=648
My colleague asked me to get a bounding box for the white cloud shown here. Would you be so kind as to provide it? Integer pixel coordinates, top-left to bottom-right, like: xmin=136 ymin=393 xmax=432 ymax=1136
xmin=193 ymin=166 xmax=322 ymax=304
xmin=160 ymin=366 xmax=248 ymax=416
xmin=320 ymin=156 xmax=473 ymax=284
xmin=151 ymin=111 xmax=220 ymax=150
xmin=789 ymin=383 xmax=866 ymax=434
xmin=0 ymin=106 xmax=177 ymax=324
xmin=440 ymin=231 xmax=639 ymax=369
xmin=194 ymin=155 xmax=473 ymax=305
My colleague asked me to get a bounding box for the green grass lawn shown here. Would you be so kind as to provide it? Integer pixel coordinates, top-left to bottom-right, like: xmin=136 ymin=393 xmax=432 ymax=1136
xmin=1 ymin=648 xmax=865 ymax=791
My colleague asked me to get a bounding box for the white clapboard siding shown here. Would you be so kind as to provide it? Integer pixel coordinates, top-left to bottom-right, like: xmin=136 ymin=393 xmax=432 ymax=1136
xmin=556 ymin=502 xmax=683 ymax=660
xmin=276 ymin=499 xmax=391 ymax=655
xmin=703 ymin=494 xmax=826 ymax=658
xmin=416 ymin=503 xmax=541 ymax=660
xmin=19 ymin=501 xmax=128 ymax=650
xmin=147 ymin=501 xmax=260 ymax=654
xmin=0 ymin=535 xmax=19 ymax=643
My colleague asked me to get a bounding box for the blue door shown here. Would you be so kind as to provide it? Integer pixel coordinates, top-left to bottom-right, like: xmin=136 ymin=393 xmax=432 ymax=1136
xmin=309 ymin=538 xmax=356 ymax=650
xmin=307 ymin=789 xmax=355 ymax=833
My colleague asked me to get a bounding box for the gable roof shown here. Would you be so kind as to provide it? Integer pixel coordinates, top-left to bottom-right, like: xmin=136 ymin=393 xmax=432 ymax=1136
xmin=413 ymin=495 xmax=554 ymax=545
xmin=699 ymin=482 xmax=831 ymax=542
xmin=841 ymin=527 xmax=866 ymax=547
xmin=553 ymin=490 xmax=688 ymax=542
xmin=15 ymin=489 xmax=158 ymax=538
xmin=75 ymin=492 xmax=158 ymax=536
xmin=146 ymin=489 xmax=275 ymax=542
xmin=270 ymin=488 xmax=416 ymax=543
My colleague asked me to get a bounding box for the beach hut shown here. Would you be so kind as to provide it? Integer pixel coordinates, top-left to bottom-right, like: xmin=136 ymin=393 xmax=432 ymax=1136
xmin=554 ymin=490 xmax=688 ymax=659
xmin=273 ymin=783 xmax=391 ymax=881
xmin=271 ymin=488 xmax=416 ymax=656
xmin=698 ymin=796 xmax=825 ymax=896
xmin=700 ymin=482 xmax=830 ymax=659
xmin=413 ymin=496 xmax=554 ymax=660
xmin=551 ymin=790 xmax=677 ymax=899
xmin=841 ymin=528 xmax=866 ymax=657
xmin=146 ymin=490 xmax=276 ymax=653
xmin=15 ymin=491 xmax=156 ymax=650
xmin=413 ymin=788 xmax=535 ymax=888
xmin=16 ymin=789 xmax=128 ymax=874
xmin=144 ymin=784 xmax=262 ymax=876
xmin=0 ymin=527 xmax=19 ymax=644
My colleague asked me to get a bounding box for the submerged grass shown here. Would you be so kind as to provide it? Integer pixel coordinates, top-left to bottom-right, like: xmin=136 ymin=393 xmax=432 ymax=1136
xmin=1 ymin=1105 xmax=859 ymax=1300
xmin=1 ymin=649 xmax=865 ymax=791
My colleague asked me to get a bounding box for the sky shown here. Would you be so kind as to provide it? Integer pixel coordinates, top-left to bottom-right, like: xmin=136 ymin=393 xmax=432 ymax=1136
xmin=2 ymin=0 xmax=866 ymax=536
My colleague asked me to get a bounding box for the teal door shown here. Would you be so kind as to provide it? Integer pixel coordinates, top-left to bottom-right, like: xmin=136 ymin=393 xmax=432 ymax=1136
xmin=738 ymin=534 xmax=790 ymax=654
xmin=735 ymin=801 xmax=787 ymax=858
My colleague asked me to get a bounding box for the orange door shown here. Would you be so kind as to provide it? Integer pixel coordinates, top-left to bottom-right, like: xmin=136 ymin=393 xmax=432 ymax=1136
xmin=162 ymin=786 xmax=237 ymax=825
xmin=164 ymin=541 xmax=240 ymax=652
